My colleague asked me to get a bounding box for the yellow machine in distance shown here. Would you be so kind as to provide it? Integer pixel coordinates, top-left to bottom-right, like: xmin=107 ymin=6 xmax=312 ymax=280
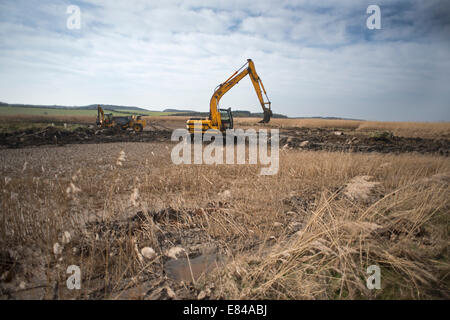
xmin=96 ymin=105 xmax=146 ymax=132
xmin=186 ymin=59 xmax=272 ymax=134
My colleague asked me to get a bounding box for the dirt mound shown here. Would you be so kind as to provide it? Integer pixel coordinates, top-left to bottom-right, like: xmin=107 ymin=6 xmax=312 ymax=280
xmin=344 ymin=175 xmax=382 ymax=202
xmin=1 ymin=124 xmax=449 ymax=156
xmin=0 ymin=126 xmax=172 ymax=149
xmin=280 ymin=127 xmax=449 ymax=155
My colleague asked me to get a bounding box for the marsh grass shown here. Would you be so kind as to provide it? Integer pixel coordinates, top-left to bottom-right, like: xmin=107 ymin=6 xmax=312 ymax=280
xmin=0 ymin=141 xmax=448 ymax=299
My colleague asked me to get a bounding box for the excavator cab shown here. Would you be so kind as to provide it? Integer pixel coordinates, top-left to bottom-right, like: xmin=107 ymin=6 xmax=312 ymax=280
xmin=104 ymin=113 xmax=113 ymax=125
xmin=219 ymin=108 xmax=233 ymax=130
xmin=96 ymin=107 xmax=113 ymax=126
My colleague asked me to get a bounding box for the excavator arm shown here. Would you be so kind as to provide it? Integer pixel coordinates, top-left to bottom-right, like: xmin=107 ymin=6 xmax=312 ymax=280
xmin=247 ymin=59 xmax=273 ymax=123
xmin=210 ymin=59 xmax=272 ymax=128
xmin=97 ymin=105 xmax=104 ymax=126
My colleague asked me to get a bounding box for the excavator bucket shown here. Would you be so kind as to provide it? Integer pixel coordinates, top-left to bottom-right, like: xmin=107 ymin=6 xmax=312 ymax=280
xmin=259 ymin=109 xmax=272 ymax=123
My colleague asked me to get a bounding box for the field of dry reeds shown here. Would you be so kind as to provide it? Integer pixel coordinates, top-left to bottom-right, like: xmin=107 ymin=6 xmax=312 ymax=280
xmin=0 ymin=136 xmax=448 ymax=299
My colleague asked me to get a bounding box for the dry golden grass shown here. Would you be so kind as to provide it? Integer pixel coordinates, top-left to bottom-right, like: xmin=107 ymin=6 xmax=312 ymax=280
xmin=235 ymin=117 xmax=450 ymax=139
xmin=356 ymin=121 xmax=450 ymax=139
xmin=236 ymin=117 xmax=363 ymax=130
xmin=0 ymin=141 xmax=448 ymax=299
xmin=209 ymin=152 xmax=450 ymax=299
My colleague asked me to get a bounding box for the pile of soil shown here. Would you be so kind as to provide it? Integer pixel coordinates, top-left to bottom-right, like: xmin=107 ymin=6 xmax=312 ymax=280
xmin=279 ymin=127 xmax=449 ymax=156
xmin=1 ymin=125 xmax=448 ymax=156
xmin=0 ymin=126 xmax=173 ymax=149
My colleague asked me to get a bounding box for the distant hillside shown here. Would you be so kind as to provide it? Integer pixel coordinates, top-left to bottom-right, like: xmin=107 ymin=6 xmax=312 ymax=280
xmin=0 ymin=102 xmax=152 ymax=112
xmin=0 ymin=102 xmax=176 ymax=117
xmin=291 ymin=116 xmax=364 ymax=121
xmin=163 ymin=108 xmax=196 ymax=113
xmin=0 ymin=102 xmax=365 ymax=120
xmin=0 ymin=102 xmax=289 ymax=118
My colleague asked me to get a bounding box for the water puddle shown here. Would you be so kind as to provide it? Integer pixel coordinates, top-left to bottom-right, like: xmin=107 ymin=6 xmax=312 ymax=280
xmin=164 ymin=254 xmax=223 ymax=283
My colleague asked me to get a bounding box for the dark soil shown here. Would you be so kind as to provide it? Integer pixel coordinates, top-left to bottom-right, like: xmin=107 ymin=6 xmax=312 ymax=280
xmin=0 ymin=126 xmax=173 ymax=149
xmin=0 ymin=125 xmax=449 ymax=156
xmin=279 ymin=127 xmax=449 ymax=156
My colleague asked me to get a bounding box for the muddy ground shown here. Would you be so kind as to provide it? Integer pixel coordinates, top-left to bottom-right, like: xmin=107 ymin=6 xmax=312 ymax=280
xmin=1 ymin=122 xmax=449 ymax=156
xmin=279 ymin=127 xmax=450 ymax=156
xmin=0 ymin=125 xmax=173 ymax=149
xmin=0 ymin=188 xmax=316 ymax=300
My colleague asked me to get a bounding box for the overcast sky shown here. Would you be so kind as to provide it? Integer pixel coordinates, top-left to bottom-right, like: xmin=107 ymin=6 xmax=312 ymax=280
xmin=0 ymin=0 xmax=449 ymax=121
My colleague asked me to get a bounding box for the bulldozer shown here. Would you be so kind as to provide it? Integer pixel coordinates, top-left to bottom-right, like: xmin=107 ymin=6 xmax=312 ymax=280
xmin=186 ymin=59 xmax=272 ymax=134
xmin=96 ymin=105 xmax=146 ymax=132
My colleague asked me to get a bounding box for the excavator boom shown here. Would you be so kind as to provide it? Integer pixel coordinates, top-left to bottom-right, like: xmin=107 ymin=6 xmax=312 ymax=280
xmin=210 ymin=59 xmax=272 ymax=128
xmin=186 ymin=58 xmax=272 ymax=134
xmin=96 ymin=105 xmax=105 ymax=125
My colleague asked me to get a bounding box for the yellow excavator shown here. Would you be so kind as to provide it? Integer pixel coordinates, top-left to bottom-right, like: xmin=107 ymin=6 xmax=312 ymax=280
xmin=96 ymin=105 xmax=146 ymax=132
xmin=186 ymin=59 xmax=272 ymax=134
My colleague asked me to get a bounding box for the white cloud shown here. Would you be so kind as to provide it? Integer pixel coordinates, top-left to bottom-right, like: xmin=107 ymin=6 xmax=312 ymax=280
xmin=0 ymin=0 xmax=448 ymax=120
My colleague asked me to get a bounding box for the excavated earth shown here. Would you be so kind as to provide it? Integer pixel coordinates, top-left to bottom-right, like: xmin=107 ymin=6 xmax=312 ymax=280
xmin=0 ymin=125 xmax=449 ymax=156
xmin=279 ymin=127 xmax=450 ymax=155
xmin=0 ymin=126 xmax=172 ymax=149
